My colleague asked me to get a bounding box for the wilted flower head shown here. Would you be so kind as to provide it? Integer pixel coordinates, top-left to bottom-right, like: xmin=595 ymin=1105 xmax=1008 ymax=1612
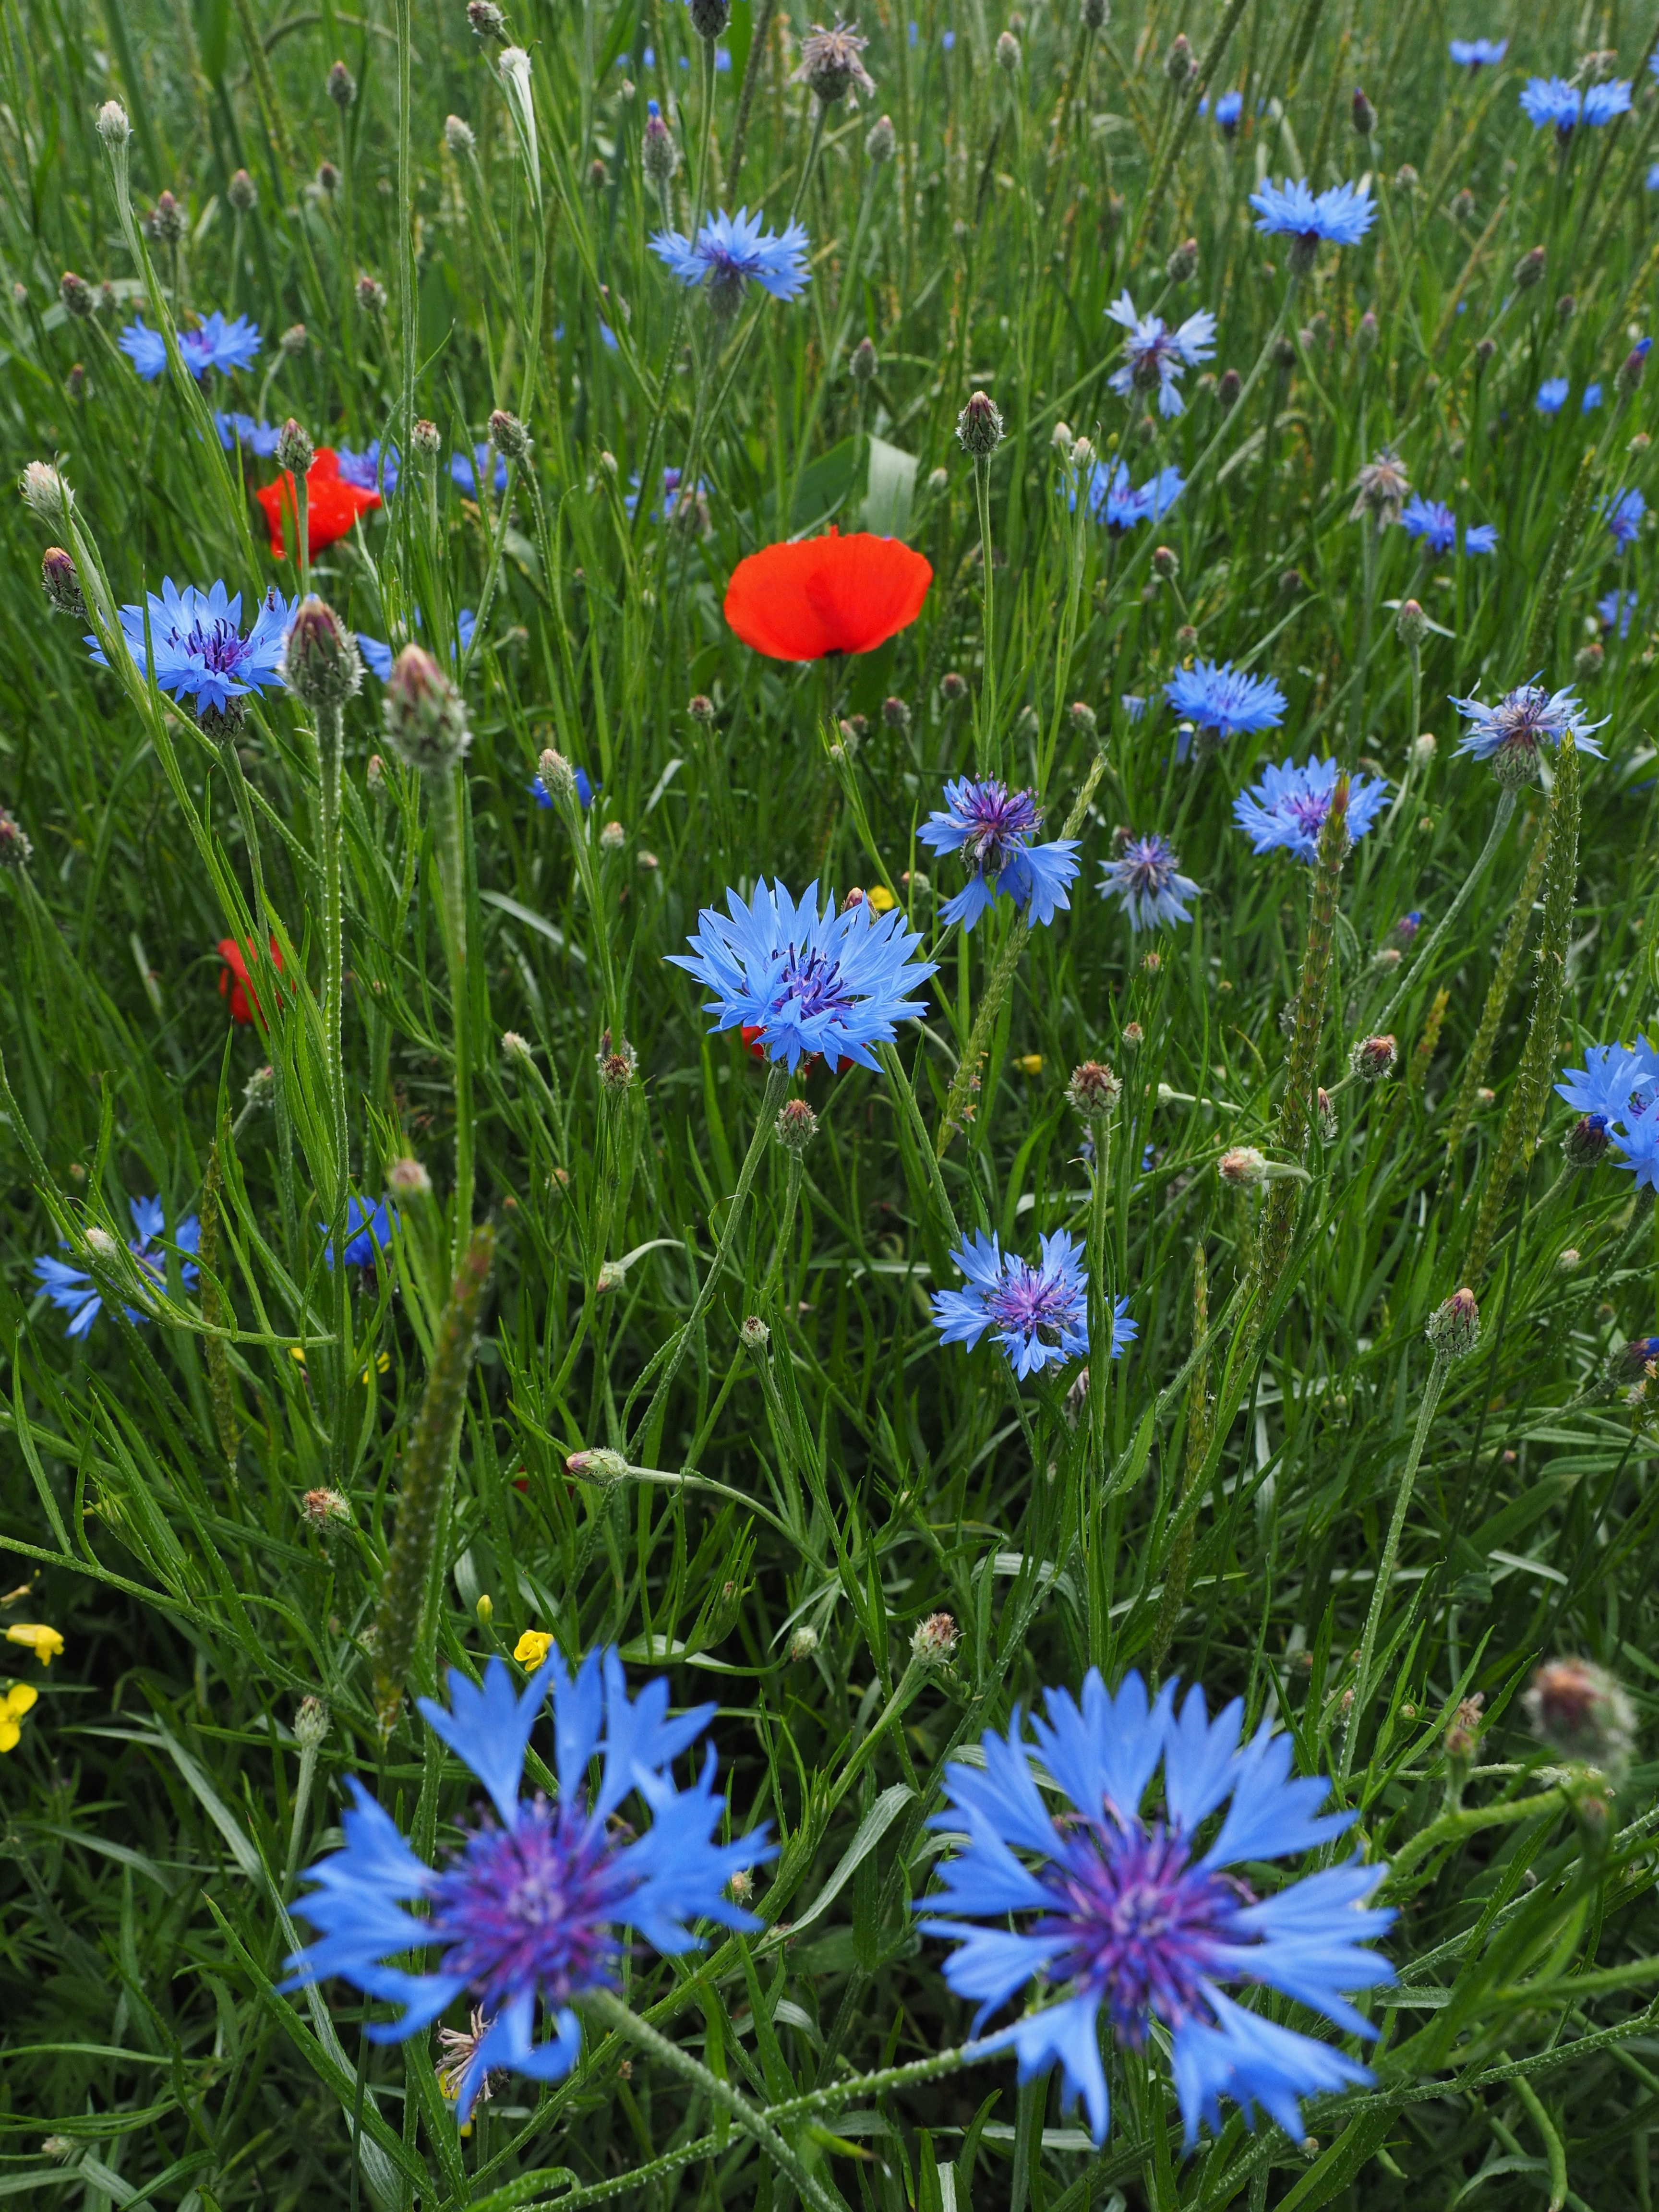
xmin=1098 ymin=832 xmax=1199 ymax=929
xmin=793 ymin=19 xmax=875 ymax=103
xmin=1350 ymin=446 xmax=1409 ymax=530
xmin=1105 ymin=292 xmax=1216 ymax=418
xmin=1524 ymin=1659 xmax=1636 ymax=1779
xmin=1450 ymin=684 xmax=1605 ymax=784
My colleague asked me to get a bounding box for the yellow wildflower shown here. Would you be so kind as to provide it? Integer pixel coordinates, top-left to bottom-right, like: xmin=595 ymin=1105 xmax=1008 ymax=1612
xmin=867 ymin=883 xmax=897 ymax=914
xmin=6 ymin=1623 xmax=63 ymax=1665
xmin=514 ymin=1629 xmax=554 ymax=1669
xmin=0 ymin=1682 xmax=38 ymax=1753
xmin=1015 ymin=1053 xmax=1044 ymax=1076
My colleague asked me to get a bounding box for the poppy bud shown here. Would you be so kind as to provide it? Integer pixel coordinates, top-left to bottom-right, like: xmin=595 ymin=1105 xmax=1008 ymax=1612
xmin=1068 ymin=1060 xmax=1120 ymax=1118
xmin=96 ymin=101 xmax=130 ymax=146
xmin=1351 ymin=87 xmax=1375 ymax=136
xmin=1396 ymin=598 xmax=1427 ymax=648
xmin=957 ymin=389 xmax=1005 ymax=457
xmin=1513 ymin=245 xmax=1546 ymax=291
xmin=689 ymin=0 xmax=730 ymax=37
xmin=275 ymin=417 xmax=314 ymax=476
xmin=1350 ymin=1034 xmax=1397 ymax=1082
xmin=997 ymin=29 xmax=1021 ymax=70
xmin=384 ymin=645 xmax=470 ymax=771
xmin=866 ymin=112 xmax=896 ymax=162
xmin=912 ymin=1611 xmax=959 ymax=1663
xmin=851 ymin=335 xmax=878 ymax=384
xmin=228 ymin=166 xmax=257 ymax=211
xmin=283 ymin=595 xmax=363 ymax=709
xmin=41 ymin=546 xmax=84 ymax=618
xmin=0 ymin=806 xmax=32 ymax=870
xmin=1524 ymin=1658 xmax=1635 ymax=1779
xmin=488 ymin=408 xmax=532 ymax=462
xmin=1563 ymin=1112 xmax=1611 ymax=1167
xmin=1164 ymin=31 xmax=1192 ymax=84
xmin=328 ymin=58 xmax=356 ymax=107
xmin=775 ymin=1098 xmax=819 ymax=1154
xmin=1165 ymin=236 xmax=1198 ymax=284
xmin=1425 ymin=1286 xmax=1480 ymax=1361
xmin=355 ymin=273 xmax=387 ymax=314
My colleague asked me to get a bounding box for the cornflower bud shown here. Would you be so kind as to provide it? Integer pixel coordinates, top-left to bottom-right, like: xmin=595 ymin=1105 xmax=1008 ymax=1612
xmin=599 ymin=819 xmax=626 ymax=853
xmin=355 ymin=273 xmax=387 ymax=314
xmin=41 ymin=546 xmax=84 ymax=618
xmin=282 ymin=595 xmax=363 ymax=708
xmin=866 ymin=112 xmax=896 ymax=162
xmin=275 ymin=417 xmax=314 ymax=475
xmin=1218 ymin=1146 xmax=1268 ymax=1186
xmin=851 ymin=335 xmax=877 ymax=384
xmin=787 ymin=1626 xmax=819 ymax=1661
xmin=501 ymin=1031 xmax=534 ymax=1067
xmin=1514 ymin=245 xmax=1546 ymax=291
xmin=1393 ymin=163 xmax=1418 ymax=193
xmin=409 ymin=419 xmax=440 ymax=460
xmin=384 ymin=644 xmax=470 ymax=771
xmin=366 ymin=753 xmax=387 ymax=791
xmin=1618 ymin=343 xmax=1650 ymax=398
xmin=19 ymin=460 xmax=71 ymax=524
xmin=386 ymin=1156 xmax=433 ymax=1196
xmin=1395 ymin=599 xmax=1427 ymax=648
xmin=739 ymin=1315 xmax=770 ymax=1351
xmin=328 ymin=58 xmax=357 ymax=107
xmin=96 ymin=100 xmax=130 ymax=146
xmin=689 ymin=0 xmax=731 ymax=37
xmin=1524 ymin=1658 xmax=1636 ymax=1779
xmin=301 ymin=1487 xmax=353 ymax=1529
xmin=1425 ymin=1286 xmax=1480 ymax=1361
xmin=1474 ymin=336 xmax=1496 ymax=369
xmin=566 ymin=1447 xmax=629 ymax=1485
xmin=1556 ymin=292 xmax=1576 ymax=325
xmin=776 ymin=1097 xmax=818 ymax=1153
xmin=228 ymin=166 xmax=257 ymax=211
xmin=0 ymin=807 xmax=32 ymax=870
xmin=1349 ymin=1034 xmax=1397 ymax=1082
xmin=1575 ymin=640 xmax=1605 ymax=683
xmin=958 ymin=390 xmax=1004 ymax=456
xmin=687 ymin=694 xmax=715 ymax=723
xmin=1356 ymin=309 xmax=1378 ymax=354
xmin=1317 ymin=1087 xmax=1337 ymax=1142
xmin=912 ymin=1611 xmax=959 ymax=1663
xmin=445 ymin=113 xmax=477 ymax=156
xmin=1556 ymin=1246 xmax=1581 ymax=1273
xmin=1068 ymin=1060 xmax=1121 ymax=1117
xmin=1122 ymin=1021 xmax=1144 ymax=1049
xmin=1153 ymin=544 xmax=1179 ymax=581
xmin=643 ymin=101 xmax=678 ymax=184
xmin=588 ymin=156 xmax=608 ymax=190
xmin=294 ymin=1694 xmax=332 ymax=1748
xmin=997 ymin=29 xmax=1021 ymax=70
xmin=316 ymin=160 xmax=341 ymax=197
xmin=1217 ymin=366 xmax=1241 ymax=408
xmin=148 ymin=190 xmax=186 ymax=243
xmin=1164 ymin=31 xmax=1192 ymax=84
xmin=1563 ymin=1112 xmax=1611 ymax=1167
xmin=537 ymin=747 xmax=575 ymax=799
xmin=60 ymin=271 xmax=94 ymax=319
xmin=881 ymin=694 xmax=909 ymax=728
xmin=488 ymin=408 xmax=532 ymax=462
xmin=280 ymin=322 xmax=308 ymax=354
xmin=468 ymin=0 xmax=507 ymax=39
xmin=596 ymin=1028 xmax=637 ymax=1090
xmin=1165 ymin=236 xmax=1198 ymax=284
xmin=941 ymin=671 xmax=968 ymax=701
xmin=1443 ymin=1693 xmax=1483 ymax=1763
xmin=1070 ymin=699 xmax=1097 ymax=736
xmin=1351 ymin=87 xmax=1375 ymax=135
xmin=1082 ymin=0 xmax=1108 ymax=25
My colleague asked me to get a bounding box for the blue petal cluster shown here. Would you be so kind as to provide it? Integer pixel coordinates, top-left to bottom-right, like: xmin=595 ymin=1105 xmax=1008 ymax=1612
xmin=119 ymin=311 xmax=261 ymax=381
xmin=1105 ymin=293 xmax=1216 ymax=418
xmin=1557 ymin=1040 xmax=1659 ymax=1188
xmin=671 ymin=879 xmax=937 ymax=1070
xmin=1086 ymin=460 xmax=1185 ymax=532
xmin=87 ymin=578 xmax=295 ymax=718
xmin=1450 ymin=683 xmax=1607 ymax=769
xmin=930 ymin=1229 xmax=1131 ymax=1378
xmin=284 ymin=1652 xmax=769 ymax=2120
xmin=34 ymin=1195 xmax=200 ymax=1339
xmin=1598 ymin=589 xmax=1638 ymax=639
xmin=919 ymin=1671 xmax=1394 ymax=2148
xmin=1233 ymin=757 xmax=1390 ymax=864
xmin=1400 ymin=495 xmax=1496 ymax=556
xmin=1202 ymin=89 xmax=1244 ymax=131
xmin=917 ymin=779 xmax=1081 ymax=931
xmin=215 ymin=411 xmax=281 ymax=456
xmin=1098 ymin=833 xmax=1199 ymax=929
xmin=1248 ymin=177 xmax=1375 ymax=249
xmin=324 ymin=1195 xmax=399 ymax=1269
xmin=1521 ymin=76 xmax=1632 ymax=132
xmin=1604 ymin=488 xmax=1645 ymax=547
xmin=1536 ymin=377 xmax=1568 ymax=416
xmin=1164 ymin=659 xmax=1286 ymax=740
xmin=451 ymin=445 xmax=510 ymax=495
xmin=338 ymin=441 xmax=400 ymax=497
xmin=649 ymin=207 xmax=811 ymax=302
xmin=357 ymin=610 xmax=477 ymax=682
xmin=531 ymin=763 xmax=597 ymax=810
xmin=1448 ymin=37 xmax=1506 ymax=67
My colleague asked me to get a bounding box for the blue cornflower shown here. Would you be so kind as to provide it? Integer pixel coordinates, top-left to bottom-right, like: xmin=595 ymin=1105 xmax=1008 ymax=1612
xmin=338 ymin=440 xmax=400 ymax=497
xmin=283 ymin=1652 xmax=769 ymax=2121
xmin=1605 ymin=488 xmax=1646 ymax=547
xmin=1164 ymin=660 xmax=1286 ymax=741
xmin=33 ymin=1195 xmax=200 ymax=1339
xmin=357 ymin=610 xmax=476 ymax=682
xmin=1556 ymin=1040 xmax=1659 ymax=1125
xmin=87 ymin=578 xmax=294 ymax=721
xmin=1536 ymin=378 xmax=1569 ymax=416
xmin=649 ymin=207 xmax=810 ymax=303
xmin=325 ymin=1195 xmax=398 ymax=1269
xmin=1605 ymin=1108 xmax=1659 ymax=1191
xmin=1248 ymin=178 xmax=1375 ymax=264
xmin=451 ymin=445 xmax=510 ymax=496
xmin=625 ymin=464 xmax=709 ymax=526
xmin=1464 ymin=522 xmax=1498 ymax=555
xmin=1582 ymin=382 xmax=1604 ymax=412
xmin=1086 ymin=461 xmax=1184 ymax=532
xmin=930 ymin=1230 xmax=1131 ymax=1379
xmin=1233 ymin=757 xmax=1390 ymax=864
xmin=1648 ymin=163 xmax=1659 ymax=190
xmin=1585 ymin=79 xmax=1634 ymax=125
xmin=1521 ymin=76 xmax=1631 ymax=133
xmin=1598 ymin=589 xmax=1638 ymax=638
xmin=670 ymin=879 xmax=937 ymax=1071
xmin=916 ymin=779 xmax=1081 ymax=932
xmin=1098 ymin=833 xmax=1199 ymax=930
xmin=920 ymin=1672 xmax=1394 ymax=2148
xmin=1451 ymin=682 xmax=1607 ymax=775
xmin=1122 ymin=695 xmax=1147 ymax=722
xmin=119 ymin=310 xmax=261 ymax=381
xmin=1449 ymin=37 xmax=1506 ymax=67
xmin=1401 ymin=495 xmax=1457 ymax=555
xmin=1104 ymin=292 xmax=1216 ymax=419
xmin=531 ymin=764 xmax=597 ymax=810
xmin=216 ymin=411 xmax=281 ymax=456
xmin=1204 ymin=89 xmax=1243 ymax=132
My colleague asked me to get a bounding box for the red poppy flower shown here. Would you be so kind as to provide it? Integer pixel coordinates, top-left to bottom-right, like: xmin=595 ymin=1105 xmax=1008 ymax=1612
xmin=217 ymin=937 xmax=285 ymax=1025
xmin=723 ymin=528 xmax=933 ymax=660
xmin=254 ymin=450 xmax=381 ymax=560
xmin=740 ymin=1023 xmax=853 ymax=1075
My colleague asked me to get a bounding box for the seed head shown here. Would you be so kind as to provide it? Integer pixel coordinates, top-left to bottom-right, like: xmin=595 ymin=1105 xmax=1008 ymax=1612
xmin=1514 ymin=245 xmax=1546 ymax=291
xmin=328 ymin=58 xmax=357 ymax=107
xmin=1425 ymin=1286 xmax=1480 ymax=1361
xmin=1524 ymin=1658 xmax=1636 ymax=1779
xmin=383 ymin=645 xmax=470 ymax=772
xmin=294 ymin=1694 xmax=332 ymax=1748
xmin=1218 ymin=1145 xmax=1268 ymax=1187
xmin=1349 ymin=1034 xmax=1397 ymax=1082
xmin=96 ymin=101 xmax=130 ymax=147
xmin=275 ymin=416 xmax=315 ymax=475
xmin=1068 ymin=1060 xmax=1121 ymax=1118
xmin=866 ymin=112 xmax=896 ymax=162
xmin=19 ymin=460 xmax=71 ymax=524
xmin=282 ymin=596 xmax=363 ymax=709
xmin=739 ymin=1315 xmax=770 ymax=1351
xmin=729 ymin=1868 xmax=753 ymax=1902
xmin=301 ymin=1487 xmax=354 ymax=1529
xmin=956 ymin=389 xmax=1004 ymax=458
xmin=1351 ymin=87 xmax=1375 ymax=136
xmin=1351 ymin=445 xmax=1410 ymax=531
xmin=41 ymin=546 xmax=84 ymax=618
xmin=775 ymin=1097 xmax=819 ymax=1154
xmin=795 ymin=18 xmax=875 ymax=103
xmin=787 ymin=1626 xmax=819 ymax=1662
xmin=386 ymin=1156 xmax=433 ymax=1196
xmin=355 ymin=273 xmax=387 ymax=314
xmin=911 ymin=1611 xmax=959 ymax=1664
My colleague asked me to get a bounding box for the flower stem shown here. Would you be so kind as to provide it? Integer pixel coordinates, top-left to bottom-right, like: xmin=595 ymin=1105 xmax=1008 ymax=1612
xmin=427 ymin=769 xmax=474 ymax=1279
xmin=584 ymin=1989 xmax=841 ymax=2212
xmin=1340 ymin=1349 xmax=1451 ymax=1784
xmin=974 ymin=455 xmax=998 ymax=775
xmin=1371 ymin=787 xmax=1517 ymax=1042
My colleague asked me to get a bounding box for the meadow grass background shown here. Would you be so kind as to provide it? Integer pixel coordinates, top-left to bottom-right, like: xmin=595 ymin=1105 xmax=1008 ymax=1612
xmin=4 ymin=0 xmax=1659 ymax=2204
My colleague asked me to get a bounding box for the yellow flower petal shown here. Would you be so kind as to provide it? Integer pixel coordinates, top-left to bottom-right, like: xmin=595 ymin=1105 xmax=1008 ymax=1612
xmin=867 ymin=883 xmax=897 ymax=914
xmin=6 ymin=1623 xmax=63 ymax=1665
xmin=3 ymin=1682 xmax=39 ymax=1719
xmin=1015 ymin=1054 xmax=1044 ymax=1076
xmin=514 ymin=1630 xmax=554 ymax=1669
xmin=0 ymin=1718 xmax=18 ymax=1754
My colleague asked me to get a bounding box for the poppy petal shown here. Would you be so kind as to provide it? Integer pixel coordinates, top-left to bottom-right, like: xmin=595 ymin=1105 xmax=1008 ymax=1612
xmin=724 ymin=529 xmax=933 ymax=660
xmin=254 ymin=449 xmax=381 ymax=559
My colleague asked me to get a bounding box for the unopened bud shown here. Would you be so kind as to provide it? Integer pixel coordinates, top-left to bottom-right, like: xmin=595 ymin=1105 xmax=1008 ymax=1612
xmin=294 ymin=1694 xmax=332 ymax=1748
xmin=328 ymin=57 xmax=357 ymax=107
xmin=1618 ymin=343 xmax=1650 ymax=398
xmin=467 ymin=0 xmax=507 ymax=38
xmin=1524 ymin=1658 xmax=1635 ymax=1779
xmin=1395 ymin=598 xmax=1427 ymax=648
xmin=599 ymin=818 xmax=625 ymax=852
xmin=1165 ymin=237 xmax=1198 ymax=285
xmin=687 ymin=693 xmax=715 ymax=723
xmin=280 ymin=322 xmax=308 ymax=354
xmin=776 ymin=1097 xmax=818 ymax=1154
xmin=997 ymin=29 xmax=1021 ymax=70
xmin=41 ymin=546 xmax=84 ymax=618
xmin=787 ymin=1625 xmax=819 ymax=1661
xmin=880 ymin=693 xmax=910 ymax=729
xmin=1068 ymin=1060 xmax=1121 ymax=1117
xmin=956 ymin=389 xmax=1004 ymax=458
xmin=1070 ymin=699 xmax=1097 ymax=737
xmin=282 ymin=595 xmax=363 ymax=708
xmin=941 ymin=670 xmax=968 ymax=702
xmin=501 ymin=1030 xmax=534 ymax=1065
xmin=1218 ymin=1145 xmax=1267 ymax=1186
xmin=96 ymin=101 xmax=130 ymax=146
xmin=537 ymin=746 xmax=576 ymax=800
xmin=912 ymin=1611 xmax=959 ymax=1663
xmin=1426 ymin=1286 xmax=1480 ymax=1361
xmin=355 ymin=273 xmax=387 ymax=315
xmin=275 ymin=417 xmax=314 ymax=476
xmin=1082 ymin=0 xmax=1108 ymax=24
xmin=1317 ymin=1087 xmax=1337 ymax=1142
xmin=1217 ymin=366 xmax=1241 ymax=409
xmin=488 ymin=408 xmax=532 ymax=462
xmin=851 ymin=335 xmax=877 ymax=385
xmin=1412 ymin=731 xmax=1437 ymax=767
xmin=1350 ymin=1034 xmax=1397 ymax=1082
xmin=689 ymin=0 xmax=731 ymax=37
xmin=59 ymin=271 xmax=94 ymax=319
xmin=386 ymin=1155 xmax=433 ymax=1196
xmin=0 ymin=807 xmax=32 ymax=870
xmin=301 ymin=1487 xmax=353 ymax=1529
xmin=1356 ymin=309 xmax=1378 ymax=355
xmin=643 ymin=103 xmax=679 ymax=183
xmin=1152 ymin=543 xmax=1179 ymax=581
xmin=409 ymin=419 xmax=441 ymax=460
xmin=1351 ymin=87 xmax=1375 ymax=136
xmin=1121 ymin=1021 xmax=1143 ymax=1049
xmin=384 ymin=644 xmax=470 ymax=771
xmin=567 ymin=1446 xmax=630 ymax=1485
xmin=1164 ymin=31 xmax=1192 ymax=84
xmin=445 ymin=114 xmax=477 ymax=157
xmin=228 ymin=166 xmax=257 ymax=211
xmin=866 ymin=112 xmax=896 ymax=162
xmin=1514 ymin=245 xmax=1546 ymax=291
xmin=19 ymin=460 xmax=71 ymax=523
xmin=739 ymin=1314 xmax=770 ymax=1351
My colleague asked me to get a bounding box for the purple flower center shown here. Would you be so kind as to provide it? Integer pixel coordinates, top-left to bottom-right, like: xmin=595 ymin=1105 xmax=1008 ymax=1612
xmin=1118 ymin=835 xmax=1177 ymax=893
xmin=1038 ymin=1820 xmax=1246 ymax=2044
xmin=956 ymin=783 xmax=1041 ymax=875
xmin=1128 ymin=325 xmax=1176 ymax=389
xmin=1282 ymin=789 xmax=1332 ymax=840
xmin=430 ymin=1799 xmax=628 ymax=2013
xmin=986 ymin=1261 xmax=1080 ymax=1346
xmin=772 ymin=945 xmax=856 ymax=1024
xmin=177 ymin=613 xmax=249 ymax=673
